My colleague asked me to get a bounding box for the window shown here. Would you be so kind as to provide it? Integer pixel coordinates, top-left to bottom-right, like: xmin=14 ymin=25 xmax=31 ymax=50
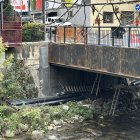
xmin=103 ymin=12 xmax=113 ymax=23
xmin=34 ymin=13 xmax=42 ymax=20
xmin=120 ymin=11 xmax=134 ymax=26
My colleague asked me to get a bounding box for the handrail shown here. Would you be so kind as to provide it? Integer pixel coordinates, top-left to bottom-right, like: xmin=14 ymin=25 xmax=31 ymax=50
xmin=47 ymin=26 xmax=140 ymax=48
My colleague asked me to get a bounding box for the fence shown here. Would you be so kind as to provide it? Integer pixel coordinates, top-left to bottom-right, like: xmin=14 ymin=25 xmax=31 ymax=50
xmin=48 ymin=26 xmax=140 ymax=48
xmin=0 ymin=11 xmax=22 ymax=47
xmin=0 ymin=21 xmax=22 ymax=47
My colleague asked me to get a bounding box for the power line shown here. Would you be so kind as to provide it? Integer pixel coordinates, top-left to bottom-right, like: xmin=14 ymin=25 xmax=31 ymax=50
xmin=47 ymin=0 xmax=140 ymax=6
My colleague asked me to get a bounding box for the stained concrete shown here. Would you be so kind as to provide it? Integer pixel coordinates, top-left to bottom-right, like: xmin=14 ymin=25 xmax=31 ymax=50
xmin=49 ymin=43 xmax=140 ymax=79
xmin=5 ymin=41 xmax=121 ymax=97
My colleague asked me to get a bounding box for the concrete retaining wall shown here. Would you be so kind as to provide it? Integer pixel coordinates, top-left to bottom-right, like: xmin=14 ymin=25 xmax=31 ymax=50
xmin=6 ymin=42 xmax=48 ymax=97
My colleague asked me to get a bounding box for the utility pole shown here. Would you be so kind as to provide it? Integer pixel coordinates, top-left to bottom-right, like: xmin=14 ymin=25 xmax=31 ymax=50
xmin=42 ymin=0 xmax=47 ymax=40
xmin=28 ymin=0 xmax=30 ymax=16
xmin=42 ymin=0 xmax=47 ymax=24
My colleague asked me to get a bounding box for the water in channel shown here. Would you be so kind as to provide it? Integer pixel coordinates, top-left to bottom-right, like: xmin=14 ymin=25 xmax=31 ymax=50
xmin=10 ymin=106 xmax=140 ymax=140
xmin=43 ymin=110 xmax=140 ymax=140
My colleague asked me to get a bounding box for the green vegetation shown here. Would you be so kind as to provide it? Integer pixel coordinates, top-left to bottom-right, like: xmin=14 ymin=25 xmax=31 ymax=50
xmin=0 ymin=59 xmax=38 ymax=101
xmin=0 ymin=37 xmax=96 ymax=138
xmin=22 ymin=23 xmax=44 ymax=42
xmin=0 ymin=37 xmax=38 ymax=102
xmin=0 ymin=102 xmax=95 ymax=136
xmin=3 ymin=0 xmax=14 ymax=21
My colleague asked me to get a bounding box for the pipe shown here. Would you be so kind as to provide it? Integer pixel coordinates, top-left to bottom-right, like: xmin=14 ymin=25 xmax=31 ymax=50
xmin=7 ymin=92 xmax=93 ymax=107
xmin=130 ymin=80 xmax=140 ymax=86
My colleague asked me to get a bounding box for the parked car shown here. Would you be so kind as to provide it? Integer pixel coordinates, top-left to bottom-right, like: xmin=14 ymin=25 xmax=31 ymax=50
xmin=46 ymin=17 xmax=72 ymax=27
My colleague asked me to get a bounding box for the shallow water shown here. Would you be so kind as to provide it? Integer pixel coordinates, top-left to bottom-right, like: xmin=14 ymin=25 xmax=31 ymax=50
xmin=46 ymin=111 xmax=140 ymax=140
xmin=13 ymin=110 xmax=140 ymax=140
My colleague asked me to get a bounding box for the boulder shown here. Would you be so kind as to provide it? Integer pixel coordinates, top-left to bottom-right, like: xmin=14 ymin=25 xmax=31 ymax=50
xmin=48 ymin=135 xmax=58 ymax=140
xmin=5 ymin=130 xmax=15 ymax=138
xmin=32 ymin=130 xmax=44 ymax=139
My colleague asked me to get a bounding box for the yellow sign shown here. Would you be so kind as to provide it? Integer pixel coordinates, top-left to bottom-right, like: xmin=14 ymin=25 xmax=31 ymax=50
xmin=65 ymin=0 xmax=74 ymax=7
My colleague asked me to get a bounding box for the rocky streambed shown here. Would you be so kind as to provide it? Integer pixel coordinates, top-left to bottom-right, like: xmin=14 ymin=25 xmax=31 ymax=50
xmin=7 ymin=110 xmax=140 ymax=140
xmin=1 ymin=98 xmax=140 ymax=140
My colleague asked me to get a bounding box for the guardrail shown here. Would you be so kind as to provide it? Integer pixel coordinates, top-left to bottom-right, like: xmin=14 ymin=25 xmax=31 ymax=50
xmin=47 ymin=26 xmax=140 ymax=48
xmin=0 ymin=21 xmax=22 ymax=47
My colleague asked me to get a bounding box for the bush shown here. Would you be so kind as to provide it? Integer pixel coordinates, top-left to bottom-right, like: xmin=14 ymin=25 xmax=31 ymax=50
xmin=22 ymin=22 xmax=44 ymax=42
xmin=0 ymin=59 xmax=38 ymax=101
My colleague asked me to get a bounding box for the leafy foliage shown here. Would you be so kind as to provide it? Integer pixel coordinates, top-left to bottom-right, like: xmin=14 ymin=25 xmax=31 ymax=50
xmin=3 ymin=0 xmax=14 ymax=21
xmin=0 ymin=59 xmax=38 ymax=101
xmin=22 ymin=22 xmax=44 ymax=42
xmin=0 ymin=37 xmax=38 ymax=102
xmin=0 ymin=37 xmax=13 ymax=81
xmin=0 ymin=101 xmax=96 ymax=134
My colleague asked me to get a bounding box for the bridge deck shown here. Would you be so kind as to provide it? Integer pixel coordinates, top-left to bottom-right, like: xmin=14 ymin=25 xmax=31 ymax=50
xmin=48 ymin=43 xmax=140 ymax=79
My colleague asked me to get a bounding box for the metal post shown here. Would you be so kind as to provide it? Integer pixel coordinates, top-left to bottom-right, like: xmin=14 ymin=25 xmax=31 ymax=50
xmin=64 ymin=27 xmax=66 ymax=43
xmin=1 ymin=2 xmax=3 ymax=30
xmin=42 ymin=0 xmax=47 ymax=40
xmin=28 ymin=0 xmax=30 ymax=16
xmin=85 ymin=27 xmax=88 ymax=44
xmin=54 ymin=27 xmax=56 ymax=42
xmin=128 ymin=27 xmax=131 ymax=48
xmin=112 ymin=36 xmax=114 ymax=46
xmin=50 ymin=26 xmax=52 ymax=41
xmin=42 ymin=0 xmax=45 ymax=24
xmin=74 ymin=27 xmax=76 ymax=43
xmin=98 ymin=26 xmax=100 ymax=45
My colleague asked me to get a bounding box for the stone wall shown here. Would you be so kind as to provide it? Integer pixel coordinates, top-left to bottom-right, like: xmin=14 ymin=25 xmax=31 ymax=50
xmin=6 ymin=41 xmax=48 ymax=97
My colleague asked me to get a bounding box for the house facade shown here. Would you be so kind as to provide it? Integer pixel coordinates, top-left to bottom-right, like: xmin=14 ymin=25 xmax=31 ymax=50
xmin=50 ymin=0 xmax=139 ymax=27
xmin=91 ymin=0 xmax=139 ymax=26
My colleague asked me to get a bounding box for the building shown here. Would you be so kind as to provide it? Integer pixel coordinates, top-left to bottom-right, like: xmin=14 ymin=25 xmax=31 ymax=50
xmin=53 ymin=0 xmax=140 ymax=26
xmin=91 ymin=0 xmax=140 ymax=26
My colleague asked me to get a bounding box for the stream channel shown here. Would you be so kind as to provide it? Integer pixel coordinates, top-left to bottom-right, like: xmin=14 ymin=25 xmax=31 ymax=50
xmin=13 ymin=110 xmax=140 ymax=140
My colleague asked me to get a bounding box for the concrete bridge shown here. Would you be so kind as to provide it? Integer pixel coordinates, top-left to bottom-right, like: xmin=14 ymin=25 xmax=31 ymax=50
xmin=48 ymin=43 xmax=140 ymax=79
xmin=7 ymin=40 xmax=140 ymax=98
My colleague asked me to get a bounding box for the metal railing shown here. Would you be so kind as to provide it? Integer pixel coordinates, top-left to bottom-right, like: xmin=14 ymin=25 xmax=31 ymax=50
xmin=47 ymin=26 xmax=140 ymax=48
xmin=0 ymin=21 xmax=22 ymax=47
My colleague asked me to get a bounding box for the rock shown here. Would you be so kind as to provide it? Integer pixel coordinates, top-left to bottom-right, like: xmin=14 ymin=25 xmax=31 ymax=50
xmin=72 ymin=115 xmax=79 ymax=121
xmin=45 ymin=113 xmax=51 ymax=118
xmin=48 ymin=135 xmax=58 ymax=140
xmin=92 ymin=130 xmax=102 ymax=137
xmin=48 ymin=125 xmax=54 ymax=130
xmin=32 ymin=130 xmax=44 ymax=139
xmin=5 ymin=130 xmax=15 ymax=138
xmin=99 ymin=123 xmax=106 ymax=127
xmin=0 ymin=137 xmax=5 ymax=140
xmin=15 ymin=129 xmax=22 ymax=135
xmin=18 ymin=123 xmax=29 ymax=132
xmin=62 ymin=105 xmax=69 ymax=111
xmin=99 ymin=116 xmax=104 ymax=120
xmin=53 ymin=120 xmax=61 ymax=126
xmin=60 ymin=120 xmax=67 ymax=125
xmin=86 ymin=129 xmax=102 ymax=137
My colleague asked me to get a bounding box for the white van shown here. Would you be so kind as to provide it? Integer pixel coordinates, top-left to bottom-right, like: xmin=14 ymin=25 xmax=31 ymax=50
xmin=46 ymin=17 xmax=72 ymax=26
